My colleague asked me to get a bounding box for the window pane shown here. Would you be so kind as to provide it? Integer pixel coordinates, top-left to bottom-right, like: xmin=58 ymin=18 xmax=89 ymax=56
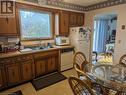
xmin=20 ymin=10 xmax=52 ymax=39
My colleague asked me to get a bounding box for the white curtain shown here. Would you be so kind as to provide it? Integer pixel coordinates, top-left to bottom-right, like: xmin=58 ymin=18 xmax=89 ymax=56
xmin=93 ymin=19 xmax=109 ymax=53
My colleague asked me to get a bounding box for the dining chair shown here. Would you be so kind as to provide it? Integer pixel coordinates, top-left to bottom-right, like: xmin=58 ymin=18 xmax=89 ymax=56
xmin=68 ymin=76 xmax=95 ymax=95
xmin=73 ymin=52 xmax=105 ymax=94
xmin=73 ymin=52 xmax=89 ymax=77
xmin=119 ymin=54 xmax=126 ymax=66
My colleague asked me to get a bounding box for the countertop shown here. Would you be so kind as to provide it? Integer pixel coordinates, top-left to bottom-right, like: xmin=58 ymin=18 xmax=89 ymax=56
xmin=0 ymin=45 xmax=74 ymax=59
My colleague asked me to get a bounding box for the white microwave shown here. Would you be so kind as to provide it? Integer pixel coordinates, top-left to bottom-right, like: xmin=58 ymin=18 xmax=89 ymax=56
xmin=55 ymin=37 xmax=70 ymax=46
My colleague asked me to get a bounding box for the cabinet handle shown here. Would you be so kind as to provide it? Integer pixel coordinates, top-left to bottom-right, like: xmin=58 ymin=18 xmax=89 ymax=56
xmin=12 ymin=71 xmax=15 ymax=77
xmin=6 ymin=18 xmax=8 ymax=24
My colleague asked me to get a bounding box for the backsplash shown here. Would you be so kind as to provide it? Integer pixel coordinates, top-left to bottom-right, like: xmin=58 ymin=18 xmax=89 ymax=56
xmin=21 ymin=40 xmax=55 ymax=48
xmin=0 ymin=37 xmax=55 ymax=48
xmin=0 ymin=37 xmax=19 ymax=45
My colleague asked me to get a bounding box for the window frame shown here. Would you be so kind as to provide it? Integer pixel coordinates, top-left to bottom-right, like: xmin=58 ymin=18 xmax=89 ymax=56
xmin=17 ymin=3 xmax=55 ymax=41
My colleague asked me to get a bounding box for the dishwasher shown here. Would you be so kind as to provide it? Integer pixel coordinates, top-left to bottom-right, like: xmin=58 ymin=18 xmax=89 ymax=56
xmin=61 ymin=48 xmax=74 ymax=71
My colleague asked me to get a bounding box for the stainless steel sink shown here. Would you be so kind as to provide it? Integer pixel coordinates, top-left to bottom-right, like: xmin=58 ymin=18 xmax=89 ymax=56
xmin=30 ymin=46 xmax=54 ymax=50
xmin=20 ymin=46 xmax=54 ymax=53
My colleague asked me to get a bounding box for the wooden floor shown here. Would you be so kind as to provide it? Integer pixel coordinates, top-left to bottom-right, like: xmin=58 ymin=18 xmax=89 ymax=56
xmin=1 ymin=69 xmax=77 ymax=95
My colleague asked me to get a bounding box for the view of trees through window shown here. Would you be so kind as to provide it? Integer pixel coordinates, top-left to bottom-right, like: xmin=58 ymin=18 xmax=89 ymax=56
xmin=20 ymin=9 xmax=52 ymax=40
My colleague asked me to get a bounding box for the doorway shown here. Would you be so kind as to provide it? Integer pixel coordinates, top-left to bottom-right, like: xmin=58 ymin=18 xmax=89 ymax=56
xmin=92 ymin=13 xmax=117 ymax=64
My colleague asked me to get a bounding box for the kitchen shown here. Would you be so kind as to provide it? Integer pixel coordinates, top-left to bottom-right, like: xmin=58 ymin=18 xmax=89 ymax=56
xmin=0 ymin=0 xmax=126 ymax=95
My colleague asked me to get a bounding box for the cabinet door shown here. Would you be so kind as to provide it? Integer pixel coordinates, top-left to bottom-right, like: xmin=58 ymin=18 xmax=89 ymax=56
xmin=0 ymin=67 xmax=6 ymax=89
xmin=6 ymin=64 xmax=20 ymax=86
xmin=60 ymin=11 xmax=69 ymax=36
xmin=47 ymin=56 xmax=58 ymax=73
xmin=69 ymin=13 xmax=77 ymax=26
xmin=21 ymin=60 xmax=34 ymax=81
xmin=7 ymin=17 xmax=18 ymax=35
xmin=0 ymin=18 xmax=8 ymax=35
xmin=77 ymin=14 xmax=84 ymax=26
xmin=35 ymin=59 xmax=46 ymax=77
xmin=0 ymin=17 xmax=18 ymax=36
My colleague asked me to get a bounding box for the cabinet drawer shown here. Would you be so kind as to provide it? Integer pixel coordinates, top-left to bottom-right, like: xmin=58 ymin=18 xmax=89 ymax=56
xmin=14 ymin=55 xmax=33 ymax=62
xmin=0 ymin=58 xmax=14 ymax=65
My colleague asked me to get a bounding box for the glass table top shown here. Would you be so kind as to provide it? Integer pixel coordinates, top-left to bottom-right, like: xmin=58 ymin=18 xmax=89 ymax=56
xmin=86 ymin=64 xmax=126 ymax=92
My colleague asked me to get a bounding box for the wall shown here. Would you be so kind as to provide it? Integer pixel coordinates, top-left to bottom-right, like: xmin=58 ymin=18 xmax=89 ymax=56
xmin=0 ymin=37 xmax=55 ymax=48
xmin=85 ymin=4 xmax=126 ymax=64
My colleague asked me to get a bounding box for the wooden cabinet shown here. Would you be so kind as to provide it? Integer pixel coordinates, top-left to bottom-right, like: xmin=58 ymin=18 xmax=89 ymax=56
xmin=5 ymin=64 xmax=20 ymax=86
xmin=69 ymin=12 xmax=77 ymax=26
xmin=0 ymin=55 xmax=34 ymax=89
xmin=0 ymin=18 xmax=8 ymax=35
xmin=69 ymin=12 xmax=84 ymax=26
xmin=47 ymin=56 xmax=58 ymax=73
xmin=35 ymin=58 xmax=46 ymax=77
xmin=0 ymin=17 xmax=18 ymax=36
xmin=59 ymin=11 xmax=69 ymax=36
xmin=34 ymin=50 xmax=59 ymax=77
xmin=14 ymin=55 xmax=35 ymax=82
xmin=77 ymin=13 xmax=84 ymax=26
xmin=0 ymin=67 xmax=6 ymax=89
xmin=21 ymin=60 xmax=34 ymax=82
xmin=0 ymin=50 xmax=59 ymax=90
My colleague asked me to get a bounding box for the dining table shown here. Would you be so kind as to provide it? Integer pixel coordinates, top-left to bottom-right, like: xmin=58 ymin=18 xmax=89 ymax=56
xmin=85 ymin=63 xmax=126 ymax=94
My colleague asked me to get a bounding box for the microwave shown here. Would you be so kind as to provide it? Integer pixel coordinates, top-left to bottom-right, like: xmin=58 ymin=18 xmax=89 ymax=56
xmin=55 ymin=37 xmax=70 ymax=46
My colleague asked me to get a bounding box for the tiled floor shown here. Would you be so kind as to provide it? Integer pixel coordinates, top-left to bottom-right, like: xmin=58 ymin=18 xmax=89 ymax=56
xmin=1 ymin=69 xmax=77 ymax=95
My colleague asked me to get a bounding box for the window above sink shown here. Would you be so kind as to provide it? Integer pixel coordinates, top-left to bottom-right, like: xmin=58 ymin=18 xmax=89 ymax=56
xmin=19 ymin=9 xmax=54 ymax=41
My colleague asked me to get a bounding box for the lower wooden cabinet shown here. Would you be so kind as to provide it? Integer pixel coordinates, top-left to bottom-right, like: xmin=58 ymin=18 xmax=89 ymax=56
xmin=21 ymin=60 xmax=34 ymax=82
xmin=5 ymin=64 xmax=21 ymax=86
xmin=35 ymin=59 xmax=46 ymax=77
xmin=59 ymin=11 xmax=69 ymax=36
xmin=0 ymin=55 xmax=35 ymax=88
xmin=0 ymin=50 xmax=59 ymax=90
xmin=0 ymin=67 xmax=6 ymax=89
xmin=34 ymin=50 xmax=59 ymax=77
xmin=47 ymin=56 xmax=58 ymax=73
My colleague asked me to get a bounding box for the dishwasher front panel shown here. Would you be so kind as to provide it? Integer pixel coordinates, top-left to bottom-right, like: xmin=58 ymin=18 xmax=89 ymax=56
xmin=61 ymin=48 xmax=74 ymax=71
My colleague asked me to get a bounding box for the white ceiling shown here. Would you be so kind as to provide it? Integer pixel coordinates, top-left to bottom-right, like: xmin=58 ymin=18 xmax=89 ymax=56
xmin=63 ymin=0 xmax=108 ymax=6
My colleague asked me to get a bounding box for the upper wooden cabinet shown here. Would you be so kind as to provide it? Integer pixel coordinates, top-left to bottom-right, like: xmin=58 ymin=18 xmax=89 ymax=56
xmin=69 ymin=12 xmax=84 ymax=26
xmin=69 ymin=12 xmax=77 ymax=26
xmin=77 ymin=13 xmax=84 ymax=26
xmin=59 ymin=11 xmax=69 ymax=36
xmin=0 ymin=17 xmax=18 ymax=36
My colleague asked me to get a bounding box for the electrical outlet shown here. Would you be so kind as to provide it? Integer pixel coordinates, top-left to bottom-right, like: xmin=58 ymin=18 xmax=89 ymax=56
xmin=122 ymin=25 xmax=125 ymax=30
xmin=118 ymin=40 xmax=121 ymax=44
